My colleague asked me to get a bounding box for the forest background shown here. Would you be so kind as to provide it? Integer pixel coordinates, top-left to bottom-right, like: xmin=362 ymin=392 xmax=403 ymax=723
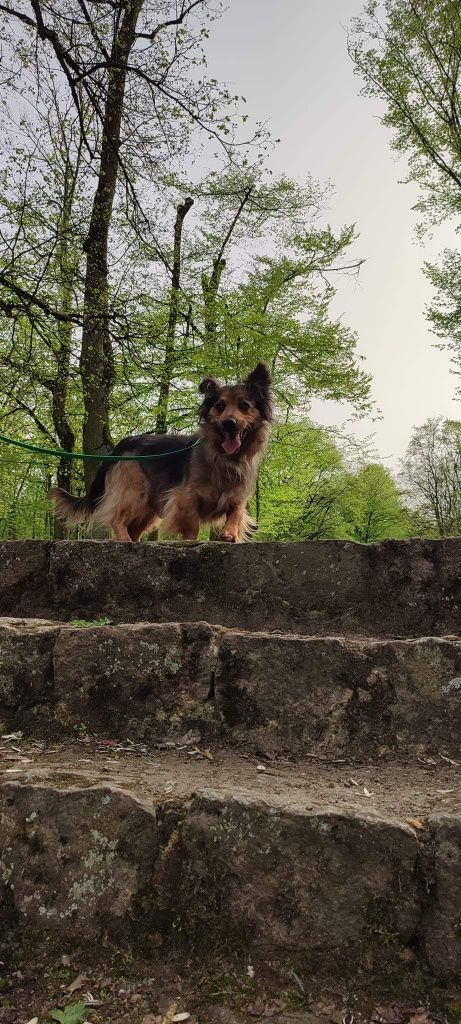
xmin=0 ymin=0 xmax=460 ymax=542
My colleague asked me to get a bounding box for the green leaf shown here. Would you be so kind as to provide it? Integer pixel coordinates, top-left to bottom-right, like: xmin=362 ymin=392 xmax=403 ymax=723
xmin=50 ymin=1001 xmax=87 ymax=1024
xmin=69 ymin=617 xmax=112 ymax=628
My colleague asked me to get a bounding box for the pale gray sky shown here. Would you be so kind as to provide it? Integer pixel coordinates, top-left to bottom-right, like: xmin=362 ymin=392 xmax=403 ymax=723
xmin=206 ymin=0 xmax=460 ymax=466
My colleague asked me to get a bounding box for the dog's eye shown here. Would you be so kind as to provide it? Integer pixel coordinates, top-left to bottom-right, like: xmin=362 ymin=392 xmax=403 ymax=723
xmin=239 ymin=400 xmax=251 ymax=412
xmin=215 ymin=400 xmax=226 ymax=413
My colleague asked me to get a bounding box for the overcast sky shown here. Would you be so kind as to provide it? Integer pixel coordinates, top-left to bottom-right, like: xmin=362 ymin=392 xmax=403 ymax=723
xmin=205 ymin=0 xmax=460 ymax=466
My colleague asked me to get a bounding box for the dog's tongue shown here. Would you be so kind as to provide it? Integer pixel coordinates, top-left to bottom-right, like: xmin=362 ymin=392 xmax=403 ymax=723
xmin=222 ymin=435 xmax=241 ymax=455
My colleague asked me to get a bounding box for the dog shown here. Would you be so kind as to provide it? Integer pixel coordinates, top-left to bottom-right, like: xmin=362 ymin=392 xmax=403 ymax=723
xmin=49 ymin=362 xmax=273 ymax=542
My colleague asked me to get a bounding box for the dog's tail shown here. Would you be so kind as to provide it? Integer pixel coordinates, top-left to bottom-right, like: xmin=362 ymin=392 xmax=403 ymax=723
xmin=49 ymin=462 xmax=109 ymax=529
xmin=48 ymin=488 xmax=94 ymax=527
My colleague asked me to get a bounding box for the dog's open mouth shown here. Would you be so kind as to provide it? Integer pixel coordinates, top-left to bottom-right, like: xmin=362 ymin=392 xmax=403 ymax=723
xmin=221 ymin=432 xmax=242 ymax=455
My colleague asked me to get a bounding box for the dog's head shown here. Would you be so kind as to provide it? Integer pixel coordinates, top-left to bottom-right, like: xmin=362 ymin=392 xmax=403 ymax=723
xmin=198 ymin=362 xmax=273 ymax=457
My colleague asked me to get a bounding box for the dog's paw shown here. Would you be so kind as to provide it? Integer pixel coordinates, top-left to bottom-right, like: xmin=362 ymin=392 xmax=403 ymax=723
xmin=221 ymin=531 xmax=238 ymax=543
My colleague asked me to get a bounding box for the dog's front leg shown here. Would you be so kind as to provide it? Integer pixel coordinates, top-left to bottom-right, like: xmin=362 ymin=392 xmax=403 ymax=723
xmin=221 ymin=503 xmax=247 ymax=543
xmin=112 ymin=521 xmax=133 ymax=542
xmin=180 ymin=525 xmax=200 ymax=541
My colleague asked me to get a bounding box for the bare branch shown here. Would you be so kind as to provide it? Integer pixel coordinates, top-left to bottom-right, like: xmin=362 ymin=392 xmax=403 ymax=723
xmin=136 ymin=0 xmax=205 ymax=41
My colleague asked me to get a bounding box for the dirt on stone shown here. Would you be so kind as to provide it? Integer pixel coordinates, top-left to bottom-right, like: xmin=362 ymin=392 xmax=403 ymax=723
xmin=0 ymin=738 xmax=459 ymax=821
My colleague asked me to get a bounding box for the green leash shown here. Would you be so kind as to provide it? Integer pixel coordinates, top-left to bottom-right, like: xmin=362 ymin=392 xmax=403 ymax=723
xmin=0 ymin=432 xmax=202 ymax=462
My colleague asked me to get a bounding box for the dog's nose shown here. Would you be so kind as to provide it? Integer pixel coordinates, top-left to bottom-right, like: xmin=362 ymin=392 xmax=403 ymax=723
xmin=222 ymin=417 xmax=237 ymax=433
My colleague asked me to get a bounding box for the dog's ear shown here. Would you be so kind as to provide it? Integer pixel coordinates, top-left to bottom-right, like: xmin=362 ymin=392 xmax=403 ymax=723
xmin=244 ymin=362 xmax=273 ymax=422
xmin=198 ymin=375 xmax=221 ymax=420
xmin=199 ymin=376 xmax=221 ymax=396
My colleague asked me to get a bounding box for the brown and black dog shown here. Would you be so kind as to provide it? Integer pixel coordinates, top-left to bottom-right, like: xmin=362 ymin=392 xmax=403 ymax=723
xmin=50 ymin=362 xmax=273 ymax=542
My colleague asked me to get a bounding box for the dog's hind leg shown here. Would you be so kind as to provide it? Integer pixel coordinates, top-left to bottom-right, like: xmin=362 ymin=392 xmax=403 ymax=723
xmin=128 ymin=514 xmax=162 ymax=542
xmin=162 ymin=488 xmax=200 ymax=540
xmin=95 ymin=463 xmax=153 ymax=542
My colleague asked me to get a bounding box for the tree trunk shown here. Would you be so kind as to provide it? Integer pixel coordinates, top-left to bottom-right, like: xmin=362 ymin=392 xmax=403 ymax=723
xmin=155 ymin=196 xmax=194 ymax=433
xmin=201 ymin=184 xmax=253 ymax=351
xmin=201 ymin=257 xmax=226 ymax=349
xmin=53 ymin=151 xmax=80 ymax=533
xmin=80 ymin=0 xmax=144 ymax=488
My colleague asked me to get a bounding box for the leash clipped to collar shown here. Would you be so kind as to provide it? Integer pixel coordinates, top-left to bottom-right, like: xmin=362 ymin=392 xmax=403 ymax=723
xmin=0 ymin=432 xmax=203 ymax=462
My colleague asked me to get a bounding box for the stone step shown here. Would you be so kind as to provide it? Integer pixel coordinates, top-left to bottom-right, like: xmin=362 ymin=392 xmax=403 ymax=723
xmin=0 ymin=743 xmax=460 ymax=989
xmin=2 ymin=617 xmax=461 ymax=758
xmin=2 ymin=538 xmax=461 ymax=636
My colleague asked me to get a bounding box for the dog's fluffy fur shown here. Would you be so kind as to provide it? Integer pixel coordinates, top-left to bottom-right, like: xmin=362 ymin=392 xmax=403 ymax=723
xmin=49 ymin=362 xmax=273 ymax=542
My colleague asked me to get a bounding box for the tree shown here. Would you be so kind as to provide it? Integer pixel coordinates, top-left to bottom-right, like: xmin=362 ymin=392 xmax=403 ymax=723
xmin=0 ymin=1 xmax=253 ymax=482
xmin=257 ymin=420 xmax=352 ymax=541
xmin=0 ymin=77 xmax=88 ymax=512
xmin=217 ymin=228 xmax=370 ymax=416
xmin=102 ymin=167 xmax=372 ymax=437
xmin=424 ymin=250 xmax=461 ymax=393
xmin=135 ymin=169 xmax=371 ymax=430
xmin=341 ymin=463 xmax=409 ymax=542
xmin=401 ymin=416 xmax=461 ymax=535
xmin=257 ymin=422 xmax=409 ymax=542
xmin=0 ymin=5 xmax=376 ymax=541
xmin=154 ymin=195 xmax=194 ymax=433
xmin=350 ymin=2 xmax=461 ymax=388
xmin=349 ymin=1 xmax=461 ymax=230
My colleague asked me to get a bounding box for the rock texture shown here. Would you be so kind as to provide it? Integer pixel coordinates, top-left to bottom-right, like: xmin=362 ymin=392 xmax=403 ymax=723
xmin=422 ymin=812 xmax=461 ymax=975
xmin=168 ymin=791 xmax=422 ymax=975
xmin=0 ymin=771 xmax=457 ymax=979
xmin=214 ymin=630 xmax=461 ymax=756
xmin=0 ymin=618 xmax=59 ymax=735
xmin=0 ymin=537 xmax=460 ymax=635
xmin=1 ymin=617 xmax=461 ymax=756
xmin=0 ymin=538 xmax=461 ymax=993
xmin=0 ymin=782 xmax=159 ymax=945
xmin=53 ymin=620 xmax=216 ymax=740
